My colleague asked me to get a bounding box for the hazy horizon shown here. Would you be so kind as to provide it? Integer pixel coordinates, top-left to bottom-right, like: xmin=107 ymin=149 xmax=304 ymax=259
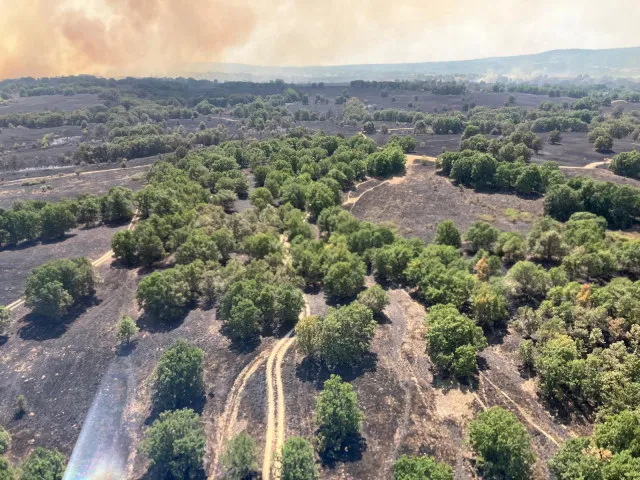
xmin=1 ymin=0 xmax=639 ymax=78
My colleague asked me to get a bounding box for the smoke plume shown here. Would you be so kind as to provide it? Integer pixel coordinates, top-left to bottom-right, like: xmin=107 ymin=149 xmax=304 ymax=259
xmin=0 ymin=0 xmax=255 ymax=79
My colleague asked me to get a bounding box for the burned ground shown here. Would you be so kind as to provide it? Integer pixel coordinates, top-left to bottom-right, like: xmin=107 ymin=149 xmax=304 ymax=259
xmin=0 ymin=94 xmax=101 ymax=115
xmin=349 ymin=162 xmax=543 ymax=242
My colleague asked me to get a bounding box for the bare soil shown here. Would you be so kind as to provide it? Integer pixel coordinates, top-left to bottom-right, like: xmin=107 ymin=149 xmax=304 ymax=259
xmin=350 ymin=163 xmax=543 ymax=242
xmin=0 ymin=224 xmax=127 ymax=305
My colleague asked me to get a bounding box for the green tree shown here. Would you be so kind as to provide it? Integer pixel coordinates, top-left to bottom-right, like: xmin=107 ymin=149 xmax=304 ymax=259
xmin=100 ymin=186 xmax=134 ymax=223
xmin=227 ymin=299 xmax=261 ymax=341
xmin=281 ymin=437 xmax=318 ymax=480
xmin=19 ymin=447 xmax=66 ymax=480
xmin=434 ymin=220 xmax=461 ymax=248
xmin=249 ymin=187 xmax=274 ymax=210
xmin=221 ymin=432 xmax=257 ymax=480
xmin=425 ymin=304 xmax=487 ymax=378
xmin=315 ymin=375 xmax=364 ymax=457
xmin=0 ymin=458 xmax=14 ymax=480
xmin=468 ymin=407 xmax=535 ymax=480
xmin=544 ymin=184 xmax=582 ymax=222
xmin=111 ymin=229 xmax=138 ymax=265
xmin=472 ymin=283 xmax=508 ymax=329
xmin=0 ymin=306 xmax=10 ymax=334
xmin=610 ymin=150 xmax=640 ymax=179
xmin=548 ymin=437 xmax=603 ymax=480
xmin=24 ymin=257 xmax=96 ymax=318
xmin=314 ymin=303 xmax=377 ymax=368
xmin=306 ymin=182 xmax=337 ymax=219
xmin=140 ymin=408 xmax=205 ymax=479
xmin=152 ymin=340 xmax=205 ymax=412
xmin=40 ymin=203 xmax=76 ymax=240
xmin=363 ymin=121 xmax=375 ymax=134
xmin=548 ymin=130 xmax=562 ymax=145
xmin=393 ymin=454 xmax=453 ymax=480
xmin=504 ymin=261 xmax=551 ymax=300
xmin=464 ymin=222 xmax=499 ymax=253
xmin=595 ymin=134 xmax=614 ymax=153
xmin=0 ymin=426 xmax=9 ymax=454
xmin=471 ymin=153 xmax=498 ymax=190
xmin=324 ymin=261 xmax=365 ymax=299
xmin=356 ymin=285 xmax=389 ymax=315
xmin=136 ymin=268 xmax=192 ymax=320
xmin=116 ymin=315 xmax=139 ymax=345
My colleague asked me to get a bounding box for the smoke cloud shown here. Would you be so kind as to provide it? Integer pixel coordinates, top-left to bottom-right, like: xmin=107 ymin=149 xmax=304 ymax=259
xmin=0 ymin=0 xmax=255 ymax=79
xmin=0 ymin=0 xmax=638 ymax=79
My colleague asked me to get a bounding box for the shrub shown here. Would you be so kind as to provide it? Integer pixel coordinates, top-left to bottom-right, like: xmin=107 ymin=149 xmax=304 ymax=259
xmin=315 ymin=375 xmax=363 ymax=457
xmin=434 ymin=220 xmax=461 ymax=248
xmin=0 ymin=458 xmax=14 ymax=480
xmin=356 ymin=285 xmax=389 ymax=315
xmin=281 ymin=437 xmax=319 ymax=480
xmin=227 ymin=299 xmax=261 ymax=341
xmin=151 ymin=340 xmax=205 ymax=412
xmin=464 ymin=222 xmax=499 ymax=253
xmin=468 ymin=407 xmax=535 ymax=480
xmin=221 ymin=432 xmax=258 ymax=480
xmin=324 ymin=261 xmax=365 ymax=299
xmin=594 ymin=134 xmax=614 ymax=153
xmin=393 ymin=454 xmax=453 ymax=480
xmin=15 ymin=395 xmax=27 ymax=418
xmin=610 ymin=150 xmax=640 ymax=179
xmin=0 ymin=426 xmax=10 ymax=454
xmin=140 ymin=408 xmax=205 ymax=479
xmin=136 ymin=268 xmax=193 ymax=320
xmin=504 ymin=261 xmax=551 ymax=300
xmin=471 ymin=283 xmax=508 ymax=328
xmin=24 ymin=257 xmax=96 ymax=318
xmin=19 ymin=447 xmax=66 ymax=480
xmin=0 ymin=306 xmax=10 ymax=333
xmin=116 ymin=315 xmax=139 ymax=345
xmin=425 ymin=304 xmax=487 ymax=378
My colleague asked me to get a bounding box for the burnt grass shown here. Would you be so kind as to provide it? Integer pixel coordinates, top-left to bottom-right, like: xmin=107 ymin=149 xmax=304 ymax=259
xmin=350 ymin=162 xmax=544 ymax=243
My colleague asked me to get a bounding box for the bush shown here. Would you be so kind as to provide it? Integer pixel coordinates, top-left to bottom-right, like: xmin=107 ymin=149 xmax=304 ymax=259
xmin=434 ymin=220 xmax=461 ymax=248
xmin=116 ymin=315 xmax=139 ymax=345
xmin=324 ymin=261 xmax=365 ymax=299
xmin=594 ymin=134 xmax=614 ymax=153
xmin=356 ymin=285 xmax=389 ymax=314
xmin=0 ymin=306 xmax=10 ymax=333
xmin=504 ymin=261 xmax=551 ymax=300
xmin=136 ymin=268 xmax=193 ymax=320
xmin=471 ymin=283 xmax=508 ymax=329
xmin=24 ymin=257 xmax=97 ymax=318
xmin=393 ymin=454 xmax=453 ymax=480
xmin=548 ymin=130 xmax=562 ymax=144
xmin=40 ymin=203 xmax=76 ymax=240
xmin=140 ymin=408 xmax=205 ymax=479
xmin=0 ymin=426 xmax=10 ymax=454
xmin=610 ymin=150 xmax=640 ymax=179
xmin=0 ymin=458 xmax=14 ymax=480
xmin=315 ymin=375 xmax=363 ymax=457
xmin=464 ymin=222 xmax=499 ymax=253
xmin=544 ymin=184 xmax=582 ymax=222
xmin=281 ymin=437 xmax=319 ymax=480
xmin=468 ymin=407 xmax=535 ymax=480
xmin=425 ymin=304 xmax=487 ymax=378
xmin=221 ymin=432 xmax=257 ymax=480
xmin=19 ymin=447 xmax=66 ymax=480
xmin=152 ymin=340 xmax=205 ymax=412
xmin=227 ymin=299 xmax=261 ymax=341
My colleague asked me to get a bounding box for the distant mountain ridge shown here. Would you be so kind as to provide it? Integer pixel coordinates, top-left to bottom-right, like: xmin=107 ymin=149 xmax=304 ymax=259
xmin=190 ymin=46 xmax=640 ymax=82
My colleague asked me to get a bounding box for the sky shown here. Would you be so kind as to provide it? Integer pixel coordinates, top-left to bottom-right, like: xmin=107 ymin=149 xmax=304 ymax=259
xmin=0 ymin=0 xmax=638 ymax=79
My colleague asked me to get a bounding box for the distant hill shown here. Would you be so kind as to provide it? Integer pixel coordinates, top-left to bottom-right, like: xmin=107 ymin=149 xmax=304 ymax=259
xmin=190 ymin=47 xmax=640 ymax=82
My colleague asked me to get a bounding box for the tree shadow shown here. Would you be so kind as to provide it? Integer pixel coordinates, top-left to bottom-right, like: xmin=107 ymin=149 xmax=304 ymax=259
xmin=40 ymin=233 xmax=78 ymax=246
xmin=319 ymin=433 xmax=367 ymax=467
xmin=373 ymin=311 xmax=391 ymax=325
xmin=137 ymin=310 xmax=189 ymax=334
xmin=116 ymin=340 xmax=138 ymax=357
xmin=0 ymin=335 xmax=8 ymax=347
xmin=224 ymin=331 xmax=261 ymax=355
xmin=145 ymin=393 xmax=206 ymax=426
xmin=18 ymin=296 xmax=100 ymax=341
xmin=484 ymin=325 xmax=508 ymax=346
xmin=295 ymin=352 xmax=378 ymax=389
xmin=140 ymin=465 xmax=206 ymax=480
xmin=432 ymin=370 xmax=479 ymax=393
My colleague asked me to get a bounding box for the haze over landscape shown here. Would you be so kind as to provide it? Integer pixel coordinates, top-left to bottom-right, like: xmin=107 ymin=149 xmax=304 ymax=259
xmin=1 ymin=0 xmax=639 ymax=79
xmin=2 ymin=2 xmax=640 ymax=480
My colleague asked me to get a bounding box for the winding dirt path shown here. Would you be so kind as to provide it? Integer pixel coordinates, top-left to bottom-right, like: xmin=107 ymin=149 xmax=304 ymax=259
xmin=558 ymin=158 xmax=611 ymax=170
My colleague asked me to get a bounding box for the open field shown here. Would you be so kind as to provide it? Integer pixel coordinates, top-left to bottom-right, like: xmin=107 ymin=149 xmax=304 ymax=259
xmin=0 ymin=94 xmax=101 ymax=115
xmin=348 ymin=162 xmax=544 ymax=242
